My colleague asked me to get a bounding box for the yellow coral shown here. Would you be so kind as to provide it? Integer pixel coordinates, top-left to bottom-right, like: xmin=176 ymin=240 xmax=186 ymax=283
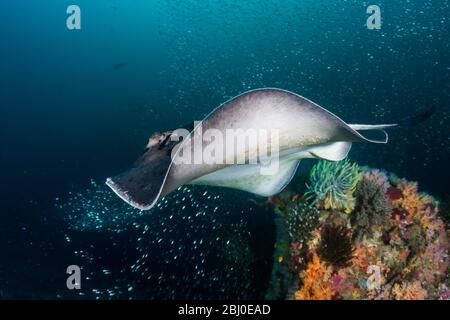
xmin=294 ymin=253 xmax=334 ymax=300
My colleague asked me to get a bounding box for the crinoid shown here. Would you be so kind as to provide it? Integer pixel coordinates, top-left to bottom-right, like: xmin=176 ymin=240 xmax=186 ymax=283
xmin=305 ymin=159 xmax=361 ymax=213
xmin=317 ymin=223 xmax=354 ymax=268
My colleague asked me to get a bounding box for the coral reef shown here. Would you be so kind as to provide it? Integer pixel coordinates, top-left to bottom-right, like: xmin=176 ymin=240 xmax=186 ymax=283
xmin=268 ymin=160 xmax=449 ymax=300
xmin=305 ymin=159 xmax=361 ymax=213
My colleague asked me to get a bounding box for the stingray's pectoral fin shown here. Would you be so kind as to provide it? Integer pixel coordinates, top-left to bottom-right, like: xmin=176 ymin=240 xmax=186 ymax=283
xmin=106 ymin=168 xmax=159 ymax=211
xmin=106 ymin=167 xmax=162 ymax=210
xmin=307 ymin=141 xmax=352 ymax=161
xmin=106 ymin=129 xmax=182 ymax=210
xmin=348 ymin=123 xmax=397 ymax=144
xmin=106 ymin=151 xmax=173 ymax=211
xmin=191 ymin=159 xmax=300 ymax=197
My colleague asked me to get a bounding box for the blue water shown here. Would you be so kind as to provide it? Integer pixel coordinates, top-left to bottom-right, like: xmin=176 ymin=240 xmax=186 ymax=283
xmin=0 ymin=0 xmax=448 ymax=299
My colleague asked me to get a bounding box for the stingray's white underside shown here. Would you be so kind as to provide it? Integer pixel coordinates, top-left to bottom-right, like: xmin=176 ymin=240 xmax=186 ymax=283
xmin=191 ymin=140 xmax=352 ymax=197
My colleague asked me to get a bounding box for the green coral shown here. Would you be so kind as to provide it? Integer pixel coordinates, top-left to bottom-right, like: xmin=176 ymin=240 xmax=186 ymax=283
xmin=351 ymin=177 xmax=393 ymax=240
xmin=305 ymin=159 xmax=361 ymax=213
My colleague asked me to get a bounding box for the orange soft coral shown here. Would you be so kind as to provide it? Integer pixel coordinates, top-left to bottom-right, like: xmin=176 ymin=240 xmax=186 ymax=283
xmin=352 ymin=246 xmax=370 ymax=270
xmin=393 ymin=179 xmax=430 ymax=220
xmin=294 ymin=253 xmax=334 ymax=300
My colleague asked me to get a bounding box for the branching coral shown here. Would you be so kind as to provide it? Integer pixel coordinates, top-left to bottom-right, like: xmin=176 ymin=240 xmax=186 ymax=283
xmin=351 ymin=177 xmax=393 ymax=240
xmin=317 ymin=223 xmax=354 ymax=268
xmin=305 ymin=159 xmax=361 ymax=213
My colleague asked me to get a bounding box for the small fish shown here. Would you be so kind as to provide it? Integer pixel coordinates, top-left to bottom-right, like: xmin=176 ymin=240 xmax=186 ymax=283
xmin=398 ymin=105 xmax=436 ymax=127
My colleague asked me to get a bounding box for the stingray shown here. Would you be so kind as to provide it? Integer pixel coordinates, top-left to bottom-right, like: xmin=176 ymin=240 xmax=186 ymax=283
xmin=105 ymin=88 xmax=426 ymax=210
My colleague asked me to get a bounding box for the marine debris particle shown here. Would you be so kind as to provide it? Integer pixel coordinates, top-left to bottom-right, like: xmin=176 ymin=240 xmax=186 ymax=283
xmin=270 ymin=162 xmax=449 ymax=300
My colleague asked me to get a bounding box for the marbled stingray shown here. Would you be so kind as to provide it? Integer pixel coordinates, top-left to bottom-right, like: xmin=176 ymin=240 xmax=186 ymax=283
xmin=106 ymin=88 xmax=398 ymax=210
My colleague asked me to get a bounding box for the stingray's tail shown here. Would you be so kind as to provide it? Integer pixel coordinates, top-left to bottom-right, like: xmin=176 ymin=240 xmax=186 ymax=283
xmin=347 ymin=105 xmax=436 ymax=144
xmin=397 ymin=105 xmax=436 ymax=127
